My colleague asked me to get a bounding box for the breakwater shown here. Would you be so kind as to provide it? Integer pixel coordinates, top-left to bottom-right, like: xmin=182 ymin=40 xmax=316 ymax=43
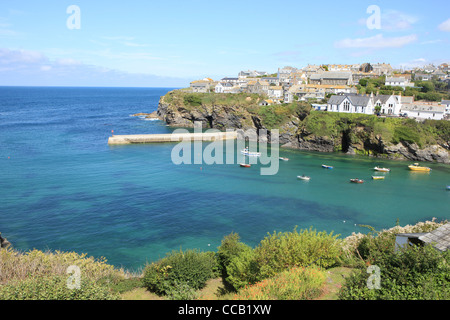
xmin=108 ymin=131 xmax=238 ymax=145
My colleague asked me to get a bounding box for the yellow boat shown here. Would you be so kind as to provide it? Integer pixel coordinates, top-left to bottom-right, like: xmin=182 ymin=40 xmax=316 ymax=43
xmin=408 ymin=163 xmax=431 ymax=172
xmin=372 ymin=176 xmax=385 ymax=180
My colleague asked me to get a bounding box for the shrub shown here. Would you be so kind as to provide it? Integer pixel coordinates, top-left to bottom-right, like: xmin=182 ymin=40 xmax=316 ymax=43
xmin=0 ymin=248 xmax=125 ymax=285
xmin=165 ymin=280 xmax=199 ymax=300
xmin=233 ymin=266 xmax=326 ymax=300
xmin=183 ymin=94 xmax=203 ymax=107
xmin=0 ymin=275 xmax=120 ymax=300
xmin=217 ymin=232 xmax=251 ymax=272
xmin=225 ymin=245 xmax=259 ymax=290
xmin=339 ymin=244 xmax=450 ymax=300
xmin=142 ymin=249 xmax=219 ymax=295
xmin=254 ymin=227 xmax=342 ymax=280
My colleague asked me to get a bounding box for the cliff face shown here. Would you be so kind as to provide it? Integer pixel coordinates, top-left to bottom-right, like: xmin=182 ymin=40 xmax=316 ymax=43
xmin=157 ymin=91 xmax=450 ymax=164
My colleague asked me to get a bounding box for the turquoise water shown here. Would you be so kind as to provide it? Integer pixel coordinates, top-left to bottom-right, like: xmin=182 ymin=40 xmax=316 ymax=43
xmin=1 ymin=87 xmax=449 ymax=271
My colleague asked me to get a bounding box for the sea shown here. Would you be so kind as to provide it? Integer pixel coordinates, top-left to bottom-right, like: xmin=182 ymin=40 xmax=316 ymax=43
xmin=1 ymin=86 xmax=449 ymax=271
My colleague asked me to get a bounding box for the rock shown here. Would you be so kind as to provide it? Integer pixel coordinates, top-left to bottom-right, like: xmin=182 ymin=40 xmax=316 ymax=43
xmin=131 ymin=111 xmax=161 ymax=119
xmin=0 ymin=232 xmax=11 ymax=248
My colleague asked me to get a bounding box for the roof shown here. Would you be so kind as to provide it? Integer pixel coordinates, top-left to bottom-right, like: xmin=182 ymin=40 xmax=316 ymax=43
xmin=419 ymin=223 xmax=450 ymax=252
xmin=310 ymin=72 xmax=352 ymax=81
xmin=442 ymin=100 xmax=450 ymax=105
xmin=328 ymin=94 xmax=372 ymax=107
xmin=386 ymin=77 xmax=406 ymax=82
xmin=401 ymin=104 xmax=445 ymax=113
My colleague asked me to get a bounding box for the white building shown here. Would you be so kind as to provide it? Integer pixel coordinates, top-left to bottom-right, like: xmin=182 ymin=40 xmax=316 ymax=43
xmin=400 ymin=103 xmax=446 ymax=120
xmin=327 ymin=93 xmax=375 ymax=115
xmin=385 ymin=77 xmax=414 ymax=89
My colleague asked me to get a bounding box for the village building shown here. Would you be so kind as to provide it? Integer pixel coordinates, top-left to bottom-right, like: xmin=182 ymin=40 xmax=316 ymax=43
xmin=400 ymin=102 xmax=447 ymax=120
xmin=373 ymin=94 xmax=402 ymax=115
xmin=190 ymin=78 xmax=216 ymax=93
xmin=395 ymin=223 xmax=450 ymax=252
xmin=309 ymin=71 xmax=353 ymax=86
xmin=327 ymin=93 xmax=375 ymax=115
xmin=385 ymin=77 xmax=414 ymax=89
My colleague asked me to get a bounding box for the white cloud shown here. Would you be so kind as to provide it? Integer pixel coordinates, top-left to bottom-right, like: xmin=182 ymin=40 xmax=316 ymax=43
xmin=0 ymin=47 xmax=188 ymax=87
xmin=382 ymin=10 xmax=418 ymax=31
xmin=438 ymin=18 xmax=450 ymax=32
xmin=335 ymin=34 xmax=417 ymax=49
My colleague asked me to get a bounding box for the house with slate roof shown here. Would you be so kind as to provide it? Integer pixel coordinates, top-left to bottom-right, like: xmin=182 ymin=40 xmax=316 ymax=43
xmin=395 ymin=223 xmax=450 ymax=252
xmin=327 ymin=93 xmax=375 ymax=114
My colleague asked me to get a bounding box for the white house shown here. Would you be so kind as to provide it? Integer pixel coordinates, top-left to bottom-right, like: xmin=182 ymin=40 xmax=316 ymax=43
xmin=215 ymin=82 xmax=239 ymax=93
xmin=373 ymin=94 xmax=402 ymax=115
xmin=267 ymin=86 xmax=284 ymax=99
xmin=327 ymin=93 xmax=375 ymax=115
xmin=385 ymin=77 xmax=414 ymax=89
xmin=400 ymin=103 xmax=446 ymax=120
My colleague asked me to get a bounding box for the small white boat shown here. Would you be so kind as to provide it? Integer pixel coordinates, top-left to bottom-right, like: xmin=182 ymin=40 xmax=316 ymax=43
xmin=240 ymin=163 xmax=251 ymax=168
xmin=446 ymin=186 xmax=450 ymax=191
xmin=322 ymin=164 xmax=333 ymax=169
xmin=374 ymin=166 xmax=390 ymax=172
xmin=279 ymin=157 xmax=289 ymax=161
xmin=297 ymin=175 xmax=311 ymax=181
xmin=241 ymin=149 xmax=261 ymax=157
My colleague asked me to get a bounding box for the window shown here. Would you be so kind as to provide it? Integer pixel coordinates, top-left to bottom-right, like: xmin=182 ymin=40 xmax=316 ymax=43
xmin=343 ymin=101 xmax=350 ymax=111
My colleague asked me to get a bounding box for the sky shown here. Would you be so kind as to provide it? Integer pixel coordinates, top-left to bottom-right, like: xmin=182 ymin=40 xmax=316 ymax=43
xmin=0 ymin=0 xmax=449 ymax=87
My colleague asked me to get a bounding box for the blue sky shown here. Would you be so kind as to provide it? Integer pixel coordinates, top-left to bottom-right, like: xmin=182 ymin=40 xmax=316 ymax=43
xmin=0 ymin=0 xmax=449 ymax=87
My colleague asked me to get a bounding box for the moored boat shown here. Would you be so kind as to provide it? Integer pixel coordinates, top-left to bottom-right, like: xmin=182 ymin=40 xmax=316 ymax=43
xmin=350 ymin=179 xmax=364 ymax=183
xmin=279 ymin=157 xmax=289 ymax=161
xmin=372 ymin=176 xmax=385 ymax=180
xmin=408 ymin=163 xmax=431 ymax=172
xmin=297 ymin=175 xmax=311 ymax=181
xmin=374 ymin=166 xmax=390 ymax=172
xmin=241 ymin=149 xmax=261 ymax=157
xmin=446 ymin=186 xmax=450 ymax=190
xmin=322 ymin=164 xmax=333 ymax=169
xmin=240 ymin=163 xmax=251 ymax=168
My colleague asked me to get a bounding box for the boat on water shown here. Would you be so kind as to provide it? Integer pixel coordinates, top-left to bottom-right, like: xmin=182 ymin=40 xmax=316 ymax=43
xmin=446 ymin=186 xmax=450 ymax=190
xmin=372 ymin=176 xmax=385 ymax=180
xmin=240 ymin=163 xmax=251 ymax=168
xmin=374 ymin=166 xmax=390 ymax=172
xmin=279 ymin=157 xmax=289 ymax=161
xmin=241 ymin=149 xmax=261 ymax=157
xmin=322 ymin=164 xmax=333 ymax=169
xmin=408 ymin=163 xmax=431 ymax=172
xmin=297 ymin=175 xmax=311 ymax=181
xmin=350 ymin=179 xmax=364 ymax=183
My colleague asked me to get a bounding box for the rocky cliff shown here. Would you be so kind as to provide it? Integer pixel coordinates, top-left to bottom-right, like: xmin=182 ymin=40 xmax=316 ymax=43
xmin=156 ymin=90 xmax=450 ymax=164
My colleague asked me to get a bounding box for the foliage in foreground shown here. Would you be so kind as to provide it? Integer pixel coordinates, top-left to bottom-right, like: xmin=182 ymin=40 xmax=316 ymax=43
xmin=340 ymin=220 xmax=450 ymax=300
xmin=218 ymin=227 xmax=342 ymax=291
xmin=0 ymin=275 xmax=120 ymax=300
xmin=142 ymin=249 xmax=220 ymax=296
xmin=0 ymin=248 xmax=127 ymax=300
xmin=233 ymin=266 xmax=327 ymax=300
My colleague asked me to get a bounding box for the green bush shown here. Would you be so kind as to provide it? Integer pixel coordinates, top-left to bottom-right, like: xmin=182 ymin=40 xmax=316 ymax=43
xmin=254 ymin=227 xmax=342 ymax=280
xmin=217 ymin=232 xmax=251 ymax=272
xmin=142 ymin=249 xmax=219 ymax=295
xmin=392 ymin=125 xmax=423 ymax=147
xmin=165 ymin=280 xmax=198 ymax=300
xmin=0 ymin=275 xmax=120 ymax=300
xmin=183 ymin=94 xmax=203 ymax=107
xmin=225 ymin=245 xmax=259 ymax=290
xmin=339 ymin=244 xmax=450 ymax=300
